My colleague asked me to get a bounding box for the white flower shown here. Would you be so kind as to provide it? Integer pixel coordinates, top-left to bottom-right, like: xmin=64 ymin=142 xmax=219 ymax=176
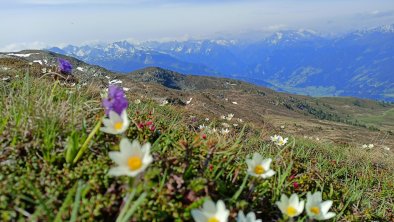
xmin=316 ymin=137 xmax=320 ymax=141
xmin=237 ymin=211 xmax=261 ymax=222
xmin=205 ymin=118 xmax=210 ymax=122
xmin=221 ymin=128 xmax=230 ymax=135
xmin=368 ymin=144 xmax=374 ymax=149
xmin=383 ymin=146 xmax=390 ymax=151
xmin=220 ymin=115 xmax=226 ymax=120
xmin=123 ymin=87 xmax=130 ymax=92
xmin=232 ymin=101 xmax=238 ymax=105
xmin=160 ymin=100 xmax=169 ymax=106
xmin=280 ymin=125 xmax=285 ymax=129
xmin=199 ymin=124 xmax=208 ymax=130
xmin=270 ymin=135 xmax=280 ymax=143
xmin=191 ymin=199 xmax=229 ymax=222
xmin=108 ymin=138 xmax=153 ymax=177
xmin=186 ymin=97 xmax=193 ymax=105
xmin=226 ymin=113 xmax=234 ymax=121
xmin=246 ymin=153 xmax=275 ymax=178
xmin=306 ymin=191 xmax=336 ymax=220
xmin=221 ymin=123 xmax=230 ymax=128
xmin=134 ymin=99 xmax=141 ymax=104
xmin=362 ymin=144 xmax=368 ymax=149
xmin=100 ymin=110 xmax=129 ymax=135
xmin=276 ymin=193 xmax=304 ymax=218
xmin=272 ymin=135 xmax=288 ymax=146
xmin=233 ymin=124 xmax=238 ymax=127
xmin=237 ymin=118 xmax=243 ymax=123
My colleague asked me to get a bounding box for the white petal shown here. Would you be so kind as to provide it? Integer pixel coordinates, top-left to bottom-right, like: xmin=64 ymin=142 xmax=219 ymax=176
xmin=246 ymin=159 xmax=255 ymax=170
xmin=280 ymin=194 xmax=289 ymax=205
xmin=261 ymin=169 xmax=275 ymax=178
xmin=108 ymin=166 xmax=129 ymax=176
xmin=297 ymin=200 xmax=305 ymax=214
xmin=202 ymin=200 xmax=217 ymax=214
xmin=275 ymin=201 xmax=286 ymax=214
xmin=261 ymin=158 xmax=272 ymax=170
xmin=217 ymin=209 xmax=230 ymax=222
xmin=246 ymin=212 xmax=257 ymax=220
xmin=100 ymin=127 xmax=118 ymax=135
xmin=109 ymin=110 xmax=122 ymax=122
xmin=313 ymin=192 xmax=322 ymax=202
xmin=108 ymin=151 xmax=127 ymax=165
xmin=289 ymin=194 xmax=299 ymax=207
xmin=191 ymin=210 xmax=207 ymax=222
xmin=319 ymin=212 xmax=336 ymax=220
xmin=142 ymin=142 xmax=151 ymax=159
xmin=120 ymin=138 xmax=141 ymax=157
xmin=253 ymin=153 xmax=263 ymax=164
xmin=102 ymin=118 xmax=113 ymax=127
xmin=247 ymin=171 xmax=258 ymax=177
xmin=130 ymin=139 xmax=143 ymax=156
xmin=216 ymin=200 xmax=226 ymax=212
xmin=126 ymin=168 xmax=145 ymax=177
xmin=320 ymin=200 xmax=333 ymax=214
xmin=120 ymin=111 xmax=130 ymax=132
xmin=142 ymin=154 xmax=153 ymax=166
xmin=306 ymin=192 xmax=313 ymax=203
xmin=237 ymin=211 xmax=246 ymax=221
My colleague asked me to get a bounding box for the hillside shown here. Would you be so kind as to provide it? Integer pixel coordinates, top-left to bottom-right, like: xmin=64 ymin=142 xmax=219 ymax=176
xmin=2 ymin=51 xmax=393 ymax=149
xmin=48 ymin=24 xmax=394 ymax=101
xmin=0 ymin=52 xmax=393 ymax=221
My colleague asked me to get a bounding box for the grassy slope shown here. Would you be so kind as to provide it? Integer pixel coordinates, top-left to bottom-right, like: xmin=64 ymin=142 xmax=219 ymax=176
xmin=0 ymin=74 xmax=393 ymax=221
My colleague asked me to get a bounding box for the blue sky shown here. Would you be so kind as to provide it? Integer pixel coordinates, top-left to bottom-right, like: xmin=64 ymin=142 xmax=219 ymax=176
xmin=1 ymin=0 xmax=394 ymax=51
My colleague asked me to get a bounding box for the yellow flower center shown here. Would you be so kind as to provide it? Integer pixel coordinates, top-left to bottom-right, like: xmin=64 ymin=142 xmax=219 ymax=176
xmin=286 ymin=206 xmax=298 ymax=217
xmin=310 ymin=206 xmax=320 ymax=215
xmin=254 ymin=165 xmax=265 ymax=174
xmin=208 ymin=217 xmax=219 ymax=222
xmin=114 ymin=122 xmax=123 ymax=130
xmin=127 ymin=156 xmax=142 ymax=171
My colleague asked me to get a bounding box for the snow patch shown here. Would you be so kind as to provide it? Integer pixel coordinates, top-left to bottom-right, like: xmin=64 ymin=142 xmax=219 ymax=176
xmin=77 ymin=67 xmax=84 ymax=71
xmin=7 ymin=53 xmax=38 ymax=58
xmin=109 ymin=79 xmax=122 ymax=85
xmin=33 ymin=60 xmax=43 ymax=65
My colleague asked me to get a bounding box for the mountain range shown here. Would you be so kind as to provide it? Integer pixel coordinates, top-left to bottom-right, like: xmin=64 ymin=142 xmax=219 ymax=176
xmin=48 ymin=25 xmax=394 ymax=101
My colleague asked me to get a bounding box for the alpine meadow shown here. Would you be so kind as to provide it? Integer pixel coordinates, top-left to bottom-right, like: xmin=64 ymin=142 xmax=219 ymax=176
xmin=0 ymin=1 xmax=393 ymax=222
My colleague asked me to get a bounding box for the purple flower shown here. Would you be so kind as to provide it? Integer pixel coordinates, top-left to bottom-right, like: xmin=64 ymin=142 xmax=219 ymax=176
xmin=58 ymin=58 xmax=73 ymax=75
xmin=102 ymin=85 xmax=128 ymax=115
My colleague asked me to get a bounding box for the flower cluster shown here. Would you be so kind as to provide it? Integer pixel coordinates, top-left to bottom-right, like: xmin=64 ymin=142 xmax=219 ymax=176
xmin=190 ymin=150 xmax=335 ymax=221
xmin=270 ymin=134 xmax=288 ymax=146
xmin=97 ymin=85 xmax=335 ymax=220
xmin=362 ymin=143 xmax=374 ymax=149
xmin=100 ymin=85 xmax=152 ymax=178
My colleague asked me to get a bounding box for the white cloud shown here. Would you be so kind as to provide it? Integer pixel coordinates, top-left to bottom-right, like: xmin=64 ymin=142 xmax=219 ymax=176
xmin=0 ymin=42 xmax=48 ymax=52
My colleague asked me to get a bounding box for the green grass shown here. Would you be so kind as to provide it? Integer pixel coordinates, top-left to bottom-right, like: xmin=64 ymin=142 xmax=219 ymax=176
xmin=356 ymin=108 xmax=394 ymax=128
xmin=0 ymin=74 xmax=393 ymax=221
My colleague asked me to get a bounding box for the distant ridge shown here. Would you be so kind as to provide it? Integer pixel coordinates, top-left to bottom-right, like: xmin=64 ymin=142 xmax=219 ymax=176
xmin=47 ymin=24 xmax=394 ymax=101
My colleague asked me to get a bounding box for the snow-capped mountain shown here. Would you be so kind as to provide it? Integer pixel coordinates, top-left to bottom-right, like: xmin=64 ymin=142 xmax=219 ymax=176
xmin=50 ymin=41 xmax=217 ymax=75
xmin=48 ymin=24 xmax=394 ymax=101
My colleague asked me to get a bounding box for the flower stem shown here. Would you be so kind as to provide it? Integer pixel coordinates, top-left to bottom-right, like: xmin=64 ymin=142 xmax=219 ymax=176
xmin=73 ymin=119 xmax=102 ymax=164
xmin=231 ymin=174 xmax=249 ymax=202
